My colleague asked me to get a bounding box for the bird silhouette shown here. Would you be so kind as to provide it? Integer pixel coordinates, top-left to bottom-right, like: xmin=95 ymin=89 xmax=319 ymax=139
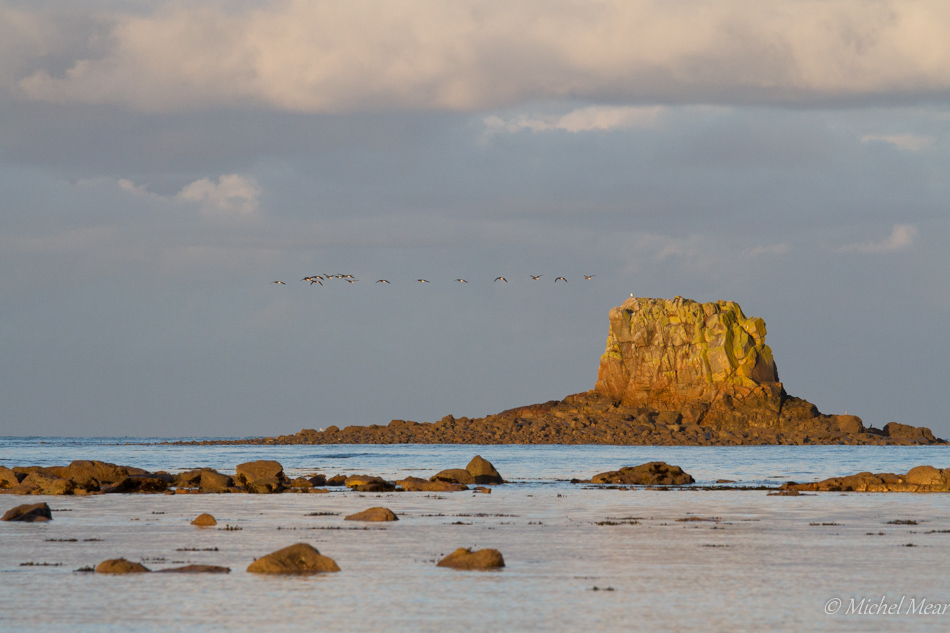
xmin=375 ymin=280 xmax=391 ymax=284
xmin=530 ymin=275 xmax=542 ymax=280
xmin=455 ymin=279 xmax=468 ymax=283
xmin=494 ymin=277 xmax=508 ymax=282
xmin=310 ymin=279 xmax=323 ymax=285
xmin=584 ymin=275 xmax=595 ymax=280
xmin=271 ymin=281 xmax=286 ymax=285
xmin=555 ymin=277 xmax=567 ymax=282
xmin=417 ymin=279 xmax=430 ymax=283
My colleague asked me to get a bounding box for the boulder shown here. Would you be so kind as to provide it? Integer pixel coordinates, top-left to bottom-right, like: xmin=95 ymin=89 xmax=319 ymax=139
xmin=436 ymin=548 xmax=505 ymax=570
xmin=885 ymin=422 xmax=936 ymax=442
xmin=2 ymin=502 xmax=52 ymax=522
xmin=100 ymin=477 xmax=138 ymax=494
xmin=833 ymin=415 xmax=865 ymax=435
xmin=430 ymin=469 xmax=475 ymax=485
xmin=13 ymin=471 xmax=75 ymax=495
xmin=590 ymin=462 xmax=695 ymax=485
xmin=61 ymin=460 xmax=130 ymax=488
xmin=396 ymin=477 xmax=468 ymax=492
xmin=325 ymin=474 xmax=348 ymax=486
xmin=0 ymin=465 xmax=22 ymax=488
xmin=308 ymin=474 xmax=327 ymax=486
xmin=344 ymin=507 xmax=398 ymax=522
xmin=246 ymin=477 xmax=281 ymax=494
xmin=199 ymin=470 xmax=233 ymax=492
xmin=466 ymin=456 xmax=503 ymax=484
xmin=235 ymin=460 xmax=286 ymax=486
xmin=129 ymin=475 xmax=170 ymax=493
xmin=191 ymin=513 xmax=217 ymax=527
xmin=290 ymin=477 xmax=314 ymax=489
xmin=246 ymin=543 xmax=340 ymax=574
xmin=344 ymin=475 xmax=395 ymax=492
xmin=96 ymin=558 xmax=150 ymax=573
xmin=174 ymin=469 xmax=204 ymax=488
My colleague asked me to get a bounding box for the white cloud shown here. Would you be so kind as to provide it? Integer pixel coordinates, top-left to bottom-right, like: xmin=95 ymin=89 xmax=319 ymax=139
xmin=860 ymin=134 xmax=933 ymax=151
xmin=742 ymin=243 xmax=792 ymax=258
xmin=484 ymin=106 xmax=663 ymax=135
xmin=13 ymin=1 xmax=950 ymax=112
xmin=838 ymin=224 xmax=917 ymax=253
xmin=117 ymin=178 xmax=149 ymax=195
xmin=177 ymin=174 xmax=261 ymax=218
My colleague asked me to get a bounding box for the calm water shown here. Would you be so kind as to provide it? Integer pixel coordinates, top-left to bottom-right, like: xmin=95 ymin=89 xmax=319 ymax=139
xmin=2 ymin=439 xmax=949 ymax=632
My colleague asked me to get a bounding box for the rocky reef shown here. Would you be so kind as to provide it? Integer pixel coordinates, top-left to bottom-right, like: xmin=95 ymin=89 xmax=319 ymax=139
xmin=172 ymin=296 xmax=941 ymax=447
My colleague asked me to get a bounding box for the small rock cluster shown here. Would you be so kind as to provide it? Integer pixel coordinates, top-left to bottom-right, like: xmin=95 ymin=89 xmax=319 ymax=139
xmin=782 ymin=466 xmax=950 ymax=493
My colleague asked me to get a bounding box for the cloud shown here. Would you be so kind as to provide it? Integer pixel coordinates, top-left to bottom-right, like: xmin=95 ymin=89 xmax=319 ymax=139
xmin=838 ymin=224 xmax=917 ymax=253
xmin=176 ymin=174 xmax=261 ymax=217
xmin=13 ymin=1 xmax=950 ymax=113
xmin=484 ymin=106 xmax=664 ymax=135
xmin=742 ymin=243 xmax=792 ymax=258
xmin=117 ymin=178 xmax=150 ymax=195
xmin=860 ymin=134 xmax=934 ymax=151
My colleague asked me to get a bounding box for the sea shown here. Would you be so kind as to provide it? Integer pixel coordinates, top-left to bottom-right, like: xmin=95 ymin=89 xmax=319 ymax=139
xmin=2 ymin=438 xmax=949 ymax=632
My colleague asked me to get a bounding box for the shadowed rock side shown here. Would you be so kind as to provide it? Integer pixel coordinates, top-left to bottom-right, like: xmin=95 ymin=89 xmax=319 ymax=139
xmin=168 ymin=297 xmax=942 ymax=447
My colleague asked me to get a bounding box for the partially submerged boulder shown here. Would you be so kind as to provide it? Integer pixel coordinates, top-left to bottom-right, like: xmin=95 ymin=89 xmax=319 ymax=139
xmin=191 ymin=513 xmax=217 ymax=527
xmin=2 ymin=502 xmax=52 ymax=522
xmin=590 ymin=462 xmax=694 ymax=485
xmin=437 ymin=548 xmax=505 ymax=570
xmin=344 ymin=507 xmax=398 ymax=522
xmin=96 ymin=558 xmax=150 ymax=574
xmin=783 ymin=465 xmax=950 ymax=493
xmin=246 ymin=543 xmax=340 ymax=574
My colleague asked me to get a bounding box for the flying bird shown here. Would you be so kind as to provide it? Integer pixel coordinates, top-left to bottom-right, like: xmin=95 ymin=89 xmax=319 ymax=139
xmin=376 ymin=279 xmax=391 ymax=284
xmin=345 ymin=279 xmax=359 ymax=284
xmin=417 ymin=279 xmax=430 ymax=283
xmin=530 ymin=275 xmax=543 ymax=280
xmin=271 ymin=281 xmax=286 ymax=285
xmin=584 ymin=275 xmax=595 ymax=280
xmin=555 ymin=277 xmax=567 ymax=282
xmin=494 ymin=277 xmax=508 ymax=282
xmin=455 ymin=279 xmax=468 ymax=283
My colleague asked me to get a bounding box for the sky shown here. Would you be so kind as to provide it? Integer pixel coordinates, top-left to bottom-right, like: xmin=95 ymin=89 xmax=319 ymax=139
xmin=1 ymin=0 xmax=948 ymax=438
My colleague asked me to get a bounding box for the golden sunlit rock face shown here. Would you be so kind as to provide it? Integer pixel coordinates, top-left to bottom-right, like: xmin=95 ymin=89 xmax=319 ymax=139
xmin=596 ymin=296 xmax=780 ymax=411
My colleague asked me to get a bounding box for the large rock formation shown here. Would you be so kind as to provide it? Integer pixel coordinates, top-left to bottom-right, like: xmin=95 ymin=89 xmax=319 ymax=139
xmin=595 ymin=297 xmax=779 ymax=416
xmin=169 ymin=296 xmax=942 ymax=447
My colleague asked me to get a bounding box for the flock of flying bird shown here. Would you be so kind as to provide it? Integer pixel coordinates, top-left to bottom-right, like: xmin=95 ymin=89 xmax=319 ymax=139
xmin=271 ymin=274 xmax=595 ymax=285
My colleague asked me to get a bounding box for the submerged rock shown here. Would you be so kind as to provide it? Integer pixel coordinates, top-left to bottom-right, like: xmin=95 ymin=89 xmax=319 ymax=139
xmin=436 ymin=548 xmax=505 ymax=570
xmin=2 ymin=502 xmax=52 ymax=522
xmin=246 ymin=543 xmax=340 ymax=574
xmin=235 ymin=461 xmax=286 ymax=487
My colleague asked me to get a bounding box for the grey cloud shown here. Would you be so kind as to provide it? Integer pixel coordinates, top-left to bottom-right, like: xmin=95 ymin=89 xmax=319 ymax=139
xmin=9 ymin=1 xmax=950 ymax=112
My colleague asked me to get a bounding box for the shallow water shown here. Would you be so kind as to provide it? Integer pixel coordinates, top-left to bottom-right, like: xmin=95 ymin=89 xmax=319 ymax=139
xmin=1 ymin=440 xmax=949 ymax=632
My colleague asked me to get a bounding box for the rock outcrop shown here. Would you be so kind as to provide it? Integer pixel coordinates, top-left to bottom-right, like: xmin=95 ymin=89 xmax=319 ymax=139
xmin=782 ymin=465 xmax=950 ymax=492
xmin=167 ymin=296 xmax=944 ymax=447
xmin=191 ymin=513 xmax=217 ymax=527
